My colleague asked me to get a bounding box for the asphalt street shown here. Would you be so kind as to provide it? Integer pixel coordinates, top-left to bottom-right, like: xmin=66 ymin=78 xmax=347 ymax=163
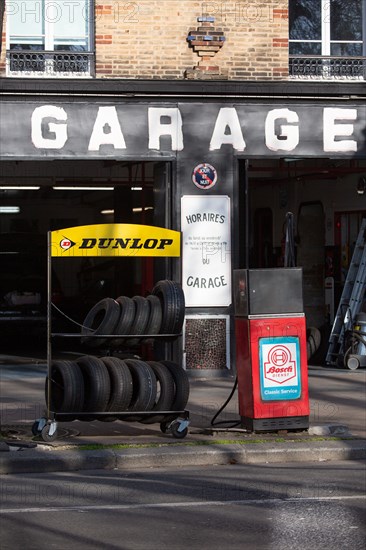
xmin=1 ymin=461 xmax=365 ymax=550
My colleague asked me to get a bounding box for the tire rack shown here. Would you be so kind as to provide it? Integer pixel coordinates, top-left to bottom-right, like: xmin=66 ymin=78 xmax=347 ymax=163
xmin=33 ymin=224 xmax=190 ymax=442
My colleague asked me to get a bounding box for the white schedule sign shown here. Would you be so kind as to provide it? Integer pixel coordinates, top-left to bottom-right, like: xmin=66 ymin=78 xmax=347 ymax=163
xmin=181 ymin=195 xmax=231 ymax=307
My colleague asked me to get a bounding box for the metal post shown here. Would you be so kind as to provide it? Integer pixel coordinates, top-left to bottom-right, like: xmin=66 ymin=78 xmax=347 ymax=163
xmin=47 ymin=231 xmax=52 ymax=419
xmin=244 ymin=159 xmax=249 ymax=268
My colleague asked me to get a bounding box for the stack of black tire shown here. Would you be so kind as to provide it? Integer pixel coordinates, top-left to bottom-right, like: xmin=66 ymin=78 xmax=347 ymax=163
xmin=46 ymin=356 xmax=189 ymax=434
xmin=81 ymin=280 xmax=185 ymax=347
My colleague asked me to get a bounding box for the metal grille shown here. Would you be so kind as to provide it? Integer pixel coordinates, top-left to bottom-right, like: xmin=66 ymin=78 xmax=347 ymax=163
xmin=289 ymin=56 xmax=366 ymax=80
xmin=184 ymin=315 xmax=230 ymax=370
xmin=9 ymin=52 xmax=45 ymax=72
xmin=7 ymin=50 xmax=94 ymax=77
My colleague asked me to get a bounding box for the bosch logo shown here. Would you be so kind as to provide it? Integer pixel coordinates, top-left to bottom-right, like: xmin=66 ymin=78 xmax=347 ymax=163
xmin=264 ymin=345 xmax=296 ymax=385
xmin=267 ymin=366 xmax=293 ymax=374
xmin=270 ymin=347 xmax=289 ymax=367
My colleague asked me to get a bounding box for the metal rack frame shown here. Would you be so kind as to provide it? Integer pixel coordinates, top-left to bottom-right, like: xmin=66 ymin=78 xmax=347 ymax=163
xmin=33 ymin=223 xmax=190 ymax=441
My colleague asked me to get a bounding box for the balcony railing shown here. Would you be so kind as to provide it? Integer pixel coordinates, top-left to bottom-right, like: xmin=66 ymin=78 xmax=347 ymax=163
xmin=7 ymin=50 xmax=94 ymax=78
xmin=289 ymin=55 xmax=366 ymax=80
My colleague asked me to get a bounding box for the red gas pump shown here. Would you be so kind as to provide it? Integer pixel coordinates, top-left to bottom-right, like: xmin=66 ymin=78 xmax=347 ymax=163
xmin=234 ymin=269 xmax=310 ymax=432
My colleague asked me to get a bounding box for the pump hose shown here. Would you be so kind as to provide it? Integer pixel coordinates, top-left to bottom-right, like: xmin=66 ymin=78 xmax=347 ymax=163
xmin=210 ymin=376 xmax=241 ymax=428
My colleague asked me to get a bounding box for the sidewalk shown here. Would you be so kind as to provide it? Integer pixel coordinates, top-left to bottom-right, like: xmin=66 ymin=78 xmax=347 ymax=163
xmin=0 ymin=362 xmax=365 ymax=474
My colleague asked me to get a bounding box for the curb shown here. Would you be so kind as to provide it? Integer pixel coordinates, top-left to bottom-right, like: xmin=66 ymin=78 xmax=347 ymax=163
xmin=1 ymin=440 xmax=366 ymax=475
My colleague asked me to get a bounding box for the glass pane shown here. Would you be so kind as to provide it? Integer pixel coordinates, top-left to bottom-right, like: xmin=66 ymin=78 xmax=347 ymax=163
xmin=51 ymin=1 xmax=89 ymax=48
xmin=331 ymin=0 xmax=362 ymax=41
xmin=331 ymin=42 xmax=363 ymax=56
xmin=54 ymin=42 xmax=87 ymax=52
xmin=289 ymin=0 xmax=321 ymax=40
xmin=289 ymin=42 xmax=322 ymax=55
xmin=8 ymin=0 xmax=45 ymax=45
xmin=10 ymin=43 xmax=43 ymax=50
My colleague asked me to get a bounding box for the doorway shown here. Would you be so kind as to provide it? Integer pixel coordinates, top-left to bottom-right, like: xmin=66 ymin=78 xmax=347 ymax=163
xmin=0 ymin=160 xmax=173 ymax=350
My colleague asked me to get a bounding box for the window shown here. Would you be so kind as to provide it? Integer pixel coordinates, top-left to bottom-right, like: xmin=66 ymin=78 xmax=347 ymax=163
xmin=6 ymin=0 xmax=94 ymax=77
xmin=289 ymin=0 xmax=365 ymax=79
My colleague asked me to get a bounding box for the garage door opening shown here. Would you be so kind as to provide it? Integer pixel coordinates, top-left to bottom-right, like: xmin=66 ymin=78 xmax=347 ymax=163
xmin=0 ymin=160 xmax=174 ymax=353
xmin=239 ymin=157 xmax=366 ymax=333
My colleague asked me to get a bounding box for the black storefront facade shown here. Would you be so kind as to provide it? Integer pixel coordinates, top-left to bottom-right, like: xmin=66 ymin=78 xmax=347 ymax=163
xmin=0 ymin=79 xmax=365 ymax=375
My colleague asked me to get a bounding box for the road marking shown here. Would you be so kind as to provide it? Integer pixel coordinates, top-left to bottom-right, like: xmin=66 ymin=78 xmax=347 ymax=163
xmin=1 ymin=495 xmax=365 ymax=514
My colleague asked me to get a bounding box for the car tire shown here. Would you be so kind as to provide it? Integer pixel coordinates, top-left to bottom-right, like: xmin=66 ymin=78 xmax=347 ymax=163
xmin=110 ymin=296 xmax=136 ymax=347
xmin=129 ymin=296 xmax=150 ymax=346
xmin=139 ymin=361 xmax=175 ymax=424
xmin=46 ymin=360 xmax=84 ymax=422
xmin=160 ymin=360 xmax=190 ymax=412
xmin=81 ymin=298 xmax=121 ymax=347
xmin=75 ymin=355 xmax=111 ymax=421
xmin=142 ymin=295 xmax=163 ymax=344
xmin=99 ymin=356 xmax=133 ymax=421
xmin=152 ymin=280 xmax=185 ymax=335
xmin=124 ymin=359 xmax=157 ymax=422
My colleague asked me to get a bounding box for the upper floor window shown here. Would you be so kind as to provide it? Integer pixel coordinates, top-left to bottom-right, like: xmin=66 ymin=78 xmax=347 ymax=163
xmin=289 ymin=0 xmax=365 ymax=79
xmin=6 ymin=0 xmax=94 ymax=77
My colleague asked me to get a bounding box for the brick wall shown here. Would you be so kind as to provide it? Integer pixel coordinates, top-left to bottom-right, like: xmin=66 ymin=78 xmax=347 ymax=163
xmin=95 ymin=0 xmax=289 ymax=80
xmin=0 ymin=0 xmax=289 ymax=80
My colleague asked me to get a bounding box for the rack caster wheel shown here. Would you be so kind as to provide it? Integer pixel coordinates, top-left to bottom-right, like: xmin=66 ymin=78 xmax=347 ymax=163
xmin=170 ymin=420 xmax=188 ymax=439
xmin=40 ymin=421 xmax=58 ymax=442
xmin=160 ymin=417 xmax=189 ymax=438
xmin=33 ymin=420 xmax=58 ymax=442
xmin=32 ymin=417 xmax=47 ymax=436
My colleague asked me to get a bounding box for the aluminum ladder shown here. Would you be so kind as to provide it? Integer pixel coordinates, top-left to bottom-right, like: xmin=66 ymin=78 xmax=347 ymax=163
xmin=326 ymin=218 xmax=366 ymax=366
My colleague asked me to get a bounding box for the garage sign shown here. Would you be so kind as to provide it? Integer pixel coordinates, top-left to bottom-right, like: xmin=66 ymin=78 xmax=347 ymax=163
xmin=1 ymin=102 xmax=365 ymax=159
xmin=259 ymin=337 xmax=301 ymax=401
xmin=181 ymin=195 xmax=231 ymax=307
xmin=50 ymin=224 xmax=181 ymax=257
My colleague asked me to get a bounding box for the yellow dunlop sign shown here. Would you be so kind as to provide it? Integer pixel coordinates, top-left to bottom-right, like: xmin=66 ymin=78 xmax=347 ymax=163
xmin=50 ymin=224 xmax=181 ymax=257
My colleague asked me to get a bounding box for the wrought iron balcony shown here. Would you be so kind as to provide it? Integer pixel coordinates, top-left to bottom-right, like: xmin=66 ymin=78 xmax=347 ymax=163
xmin=7 ymin=50 xmax=94 ymax=78
xmin=289 ymin=55 xmax=366 ymax=80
